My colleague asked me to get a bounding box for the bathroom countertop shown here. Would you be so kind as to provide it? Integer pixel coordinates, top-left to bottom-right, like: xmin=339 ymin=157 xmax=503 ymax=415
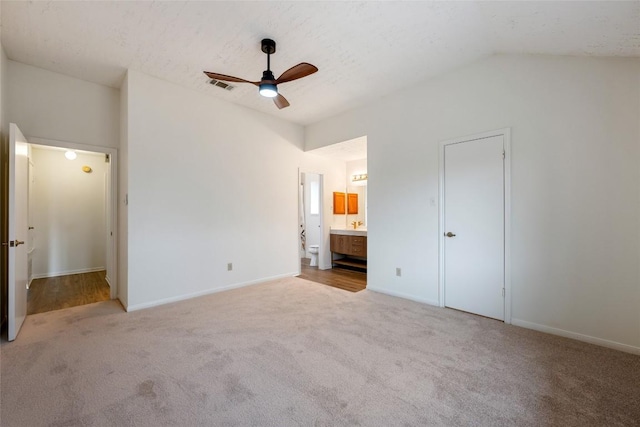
xmin=330 ymin=228 xmax=367 ymax=237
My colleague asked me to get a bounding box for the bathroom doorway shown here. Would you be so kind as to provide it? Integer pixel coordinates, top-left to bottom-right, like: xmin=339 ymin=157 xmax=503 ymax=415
xmin=299 ymin=172 xmax=323 ymax=271
xmin=297 ymin=136 xmax=368 ymax=292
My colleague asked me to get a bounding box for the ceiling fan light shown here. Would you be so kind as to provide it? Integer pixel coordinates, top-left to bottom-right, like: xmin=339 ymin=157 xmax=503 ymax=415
xmin=259 ymin=83 xmax=278 ymax=98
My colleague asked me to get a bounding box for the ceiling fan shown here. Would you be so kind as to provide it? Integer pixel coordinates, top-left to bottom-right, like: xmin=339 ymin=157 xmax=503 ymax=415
xmin=204 ymin=38 xmax=318 ymax=110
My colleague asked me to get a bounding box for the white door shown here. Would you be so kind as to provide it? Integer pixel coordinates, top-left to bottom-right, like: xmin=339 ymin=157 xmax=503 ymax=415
xmin=7 ymin=123 xmax=29 ymax=341
xmin=444 ymin=134 xmax=504 ymax=320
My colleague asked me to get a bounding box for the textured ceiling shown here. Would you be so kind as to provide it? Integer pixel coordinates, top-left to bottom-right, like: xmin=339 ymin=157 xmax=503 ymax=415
xmin=2 ymin=1 xmax=639 ymax=126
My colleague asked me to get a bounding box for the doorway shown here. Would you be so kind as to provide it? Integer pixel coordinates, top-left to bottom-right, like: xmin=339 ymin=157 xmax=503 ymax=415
xmin=439 ymin=129 xmax=511 ymax=322
xmin=299 ymin=172 xmax=323 ymax=270
xmin=297 ymin=137 xmax=368 ymax=292
xmin=5 ymin=125 xmax=118 ymax=340
xmin=26 ymin=144 xmax=114 ymax=314
xmin=22 ymin=137 xmax=117 ymax=317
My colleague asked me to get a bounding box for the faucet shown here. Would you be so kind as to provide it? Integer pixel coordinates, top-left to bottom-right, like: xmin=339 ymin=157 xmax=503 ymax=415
xmin=351 ymin=221 xmax=363 ymax=229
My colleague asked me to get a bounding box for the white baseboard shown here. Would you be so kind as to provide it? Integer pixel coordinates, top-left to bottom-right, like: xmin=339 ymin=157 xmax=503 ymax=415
xmin=366 ymin=286 xmax=440 ymax=307
xmin=125 ymin=272 xmax=297 ymax=312
xmin=31 ymin=267 xmax=106 ymax=280
xmin=511 ymin=318 xmax=640 ymax=355
xmin=105 ymin=275 xmax=112 ymax=288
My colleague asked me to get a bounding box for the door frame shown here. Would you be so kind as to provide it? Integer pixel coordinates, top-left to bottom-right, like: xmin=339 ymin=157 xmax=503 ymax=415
xmin=438 ymin=128 xmax=511 ymax=323
xmin=28 ymin=136 xmax=119 ymax=300
xmin=7 ymin=123 xmax=29 ymax=341
xmin=297 ymin=168 xmax=327 ymax=272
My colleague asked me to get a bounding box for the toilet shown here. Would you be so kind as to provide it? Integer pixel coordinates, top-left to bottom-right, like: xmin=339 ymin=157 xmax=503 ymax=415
xmin=308 ymin=245 xmax=319 ymax=267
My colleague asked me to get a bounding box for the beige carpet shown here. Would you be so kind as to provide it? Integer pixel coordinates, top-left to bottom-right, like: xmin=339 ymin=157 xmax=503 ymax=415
xmin=1 ymin=277 xmax=639 ymax=426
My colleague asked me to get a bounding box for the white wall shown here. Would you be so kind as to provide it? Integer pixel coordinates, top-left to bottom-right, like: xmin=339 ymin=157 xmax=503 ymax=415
xmin=346 ymin=158 xmax=367 ymax=226
xmin=31 ymin=147 xmax=107 ymax=277
xmin=7 ymin=61 xmax=119 ymax=148
xmin=346 ymin=159 xmax=367 ymax=179
xmin=306 ymin=55 xmax=640 ymax=353
xmin=125 ymin=70 xmax=340 ymax=309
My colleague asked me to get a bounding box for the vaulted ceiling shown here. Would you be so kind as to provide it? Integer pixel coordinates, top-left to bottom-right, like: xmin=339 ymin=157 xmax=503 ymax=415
xmin=2 ymin=1 xmax=638 ymax=126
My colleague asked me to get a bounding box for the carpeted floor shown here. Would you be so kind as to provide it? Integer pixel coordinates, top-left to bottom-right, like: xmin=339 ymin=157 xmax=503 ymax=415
xmin=1 ymin=277 xmax=639 ymax=426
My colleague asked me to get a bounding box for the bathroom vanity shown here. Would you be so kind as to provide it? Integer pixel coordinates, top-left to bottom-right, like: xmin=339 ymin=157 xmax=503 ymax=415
xmin=330 ymin=229 xmax=367 ymax=271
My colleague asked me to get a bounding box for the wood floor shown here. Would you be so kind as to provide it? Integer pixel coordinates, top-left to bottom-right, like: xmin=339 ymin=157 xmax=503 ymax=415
xmin=298 ymin=258 xmax=367 ymax=292
xmin=27 ymin=270 xmax=111 ymax=315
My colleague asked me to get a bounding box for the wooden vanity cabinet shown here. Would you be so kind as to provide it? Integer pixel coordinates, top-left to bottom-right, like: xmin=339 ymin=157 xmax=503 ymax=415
xmin=330 ymin=234 xmax=367 ymax=270
xmin=330 ymin=234 xmax=347 ymax=254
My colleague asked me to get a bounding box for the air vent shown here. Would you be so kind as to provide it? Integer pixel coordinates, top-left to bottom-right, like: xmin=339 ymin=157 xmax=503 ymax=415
xmin=209 ymin=79 xmax=235 ymax=91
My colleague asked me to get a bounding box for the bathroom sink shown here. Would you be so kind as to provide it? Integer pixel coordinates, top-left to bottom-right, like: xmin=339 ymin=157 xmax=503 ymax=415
xmin=330 ymin=228 xmax=367 ymax=236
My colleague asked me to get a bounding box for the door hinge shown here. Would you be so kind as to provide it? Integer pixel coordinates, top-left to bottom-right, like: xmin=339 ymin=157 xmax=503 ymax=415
xmin=502 ymin=150 xmax=505 ymax=159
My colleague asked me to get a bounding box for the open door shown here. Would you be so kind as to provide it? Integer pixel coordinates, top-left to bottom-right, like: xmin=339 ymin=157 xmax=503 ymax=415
xmin=7 ymin=123 xmax=29 ymax=341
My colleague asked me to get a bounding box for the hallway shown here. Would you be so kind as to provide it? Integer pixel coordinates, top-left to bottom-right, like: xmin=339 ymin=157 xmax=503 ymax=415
xmin=27 ymin=271 xmax=111 ymax=315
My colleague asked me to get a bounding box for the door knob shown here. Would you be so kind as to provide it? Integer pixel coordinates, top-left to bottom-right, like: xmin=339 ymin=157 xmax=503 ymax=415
xmin=445 ymin=232 xmax=456 ymax=238
xmin=13 ymin=240 xmax=25 ymax=247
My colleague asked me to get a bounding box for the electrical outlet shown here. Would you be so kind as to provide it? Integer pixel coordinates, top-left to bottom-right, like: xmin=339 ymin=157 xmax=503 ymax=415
xmin=396 ymin=268 xmax=401 ymax=277
xmin=227 ymin=263 xmax=233 ymax=271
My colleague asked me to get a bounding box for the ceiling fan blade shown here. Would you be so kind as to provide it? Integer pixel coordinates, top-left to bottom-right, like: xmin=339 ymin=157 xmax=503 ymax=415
xmin=273 ymin=93 xmax=290 ymax=109
xmin=275 ymin=63 xmax=318 ymax=84
xmin=203 ymin=71 xmax=259 ymax=86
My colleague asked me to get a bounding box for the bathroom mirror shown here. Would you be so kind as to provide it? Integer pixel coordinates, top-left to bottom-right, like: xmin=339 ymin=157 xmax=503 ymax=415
xmin=346 ymin=183 xmax=366 ymax=228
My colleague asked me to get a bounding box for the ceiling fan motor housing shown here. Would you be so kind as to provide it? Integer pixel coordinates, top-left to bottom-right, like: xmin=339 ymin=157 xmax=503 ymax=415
xmin=261 ymin=38 xmax=276 ymax=55
xmin=259 ymin=70 xmax=278 ymax=97
xmin=262 ymin=70 xmax=276 ymax=82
